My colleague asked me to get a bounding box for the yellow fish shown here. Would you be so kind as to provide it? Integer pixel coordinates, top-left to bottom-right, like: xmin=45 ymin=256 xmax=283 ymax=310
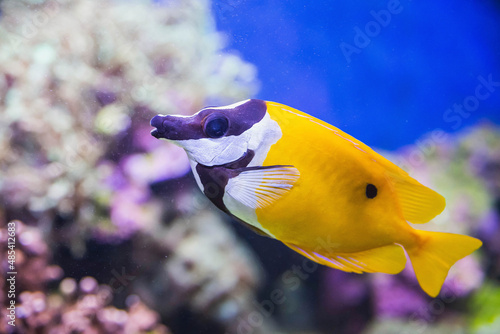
xmin=150 ymin=99 xmax=482 ymax=297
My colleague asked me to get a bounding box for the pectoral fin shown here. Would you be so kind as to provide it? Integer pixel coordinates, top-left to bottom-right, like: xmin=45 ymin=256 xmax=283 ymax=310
xmin=285 ymin=242 xmax=407 ymax=275
xmin=226 ymin=165 xmax=300 ymax=209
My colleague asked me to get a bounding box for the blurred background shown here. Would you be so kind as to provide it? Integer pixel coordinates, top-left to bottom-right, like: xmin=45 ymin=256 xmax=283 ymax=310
xmin=0 ymin=0 xmax=499 ymax=333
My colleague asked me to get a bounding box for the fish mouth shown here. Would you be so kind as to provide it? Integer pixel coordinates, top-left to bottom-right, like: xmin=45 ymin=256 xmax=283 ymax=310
xmin=150 ymin=114 xmax=168 ymax=139
xmin=150 ymin=128 xmax=160 ymax=138
xmin=150 ymin=114 xmax=200 ymax=141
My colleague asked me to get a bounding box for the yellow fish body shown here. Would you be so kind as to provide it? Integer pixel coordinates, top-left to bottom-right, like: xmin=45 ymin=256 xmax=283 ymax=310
xmin=151 ymin=99 xmax=482 ymax=297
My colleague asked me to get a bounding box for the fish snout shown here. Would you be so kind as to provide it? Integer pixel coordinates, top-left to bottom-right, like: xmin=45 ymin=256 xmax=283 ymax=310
xmin=150 ymin=114 xmax=179 ymax=139
xmin=150 ymin=113 xmax=204 ymax=141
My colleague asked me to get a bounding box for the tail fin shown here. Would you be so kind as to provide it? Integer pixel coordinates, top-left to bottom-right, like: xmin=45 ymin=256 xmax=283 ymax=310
xmin=407 ymin=230 xmax=482 ymax=297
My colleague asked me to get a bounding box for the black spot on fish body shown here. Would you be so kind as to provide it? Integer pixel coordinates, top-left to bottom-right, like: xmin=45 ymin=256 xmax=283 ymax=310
xmin=366 ymin=184 xmax=377 ymax=199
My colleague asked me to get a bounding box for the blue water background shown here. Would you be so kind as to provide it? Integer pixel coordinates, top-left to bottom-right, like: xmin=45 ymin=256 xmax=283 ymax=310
xmin=212 ymin=0 xmax=500 ymax=150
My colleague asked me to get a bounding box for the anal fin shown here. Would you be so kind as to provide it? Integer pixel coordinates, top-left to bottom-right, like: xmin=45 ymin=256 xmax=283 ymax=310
xmin=285 ymin=242 xmax=407 ymax=275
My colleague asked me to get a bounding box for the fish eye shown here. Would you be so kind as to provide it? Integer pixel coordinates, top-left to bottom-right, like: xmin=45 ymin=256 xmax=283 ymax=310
xmin=204 ymin=114 xmax=229 ymax=138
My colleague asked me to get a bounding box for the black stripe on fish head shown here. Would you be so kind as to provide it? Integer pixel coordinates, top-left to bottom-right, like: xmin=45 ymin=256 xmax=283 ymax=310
xmin=150 ymin=99 xmax=267 ymax=141
xmin=194 ymin=149 xmax=255 ymax=212
xmin=195 ymin=164 xmax=233 ymax=213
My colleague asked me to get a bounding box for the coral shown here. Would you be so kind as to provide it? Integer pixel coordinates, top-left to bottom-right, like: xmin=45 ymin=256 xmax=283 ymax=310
xmin=0 ymin=220 xmax=169 ymax=333
xmin=0 ymin=220 xmax=63 ymax=293
xmin=15 ymin=277 xmax=170 ymax=333
xmin=470 ymin=281 xmax=500 ymax=334
xmin=131 ymin=206 xmax=271 ymax=333
xmin=0 ymin=0 xmax=263 ymax=333
xmin=0 ymin=0 xmax=257 ymax=244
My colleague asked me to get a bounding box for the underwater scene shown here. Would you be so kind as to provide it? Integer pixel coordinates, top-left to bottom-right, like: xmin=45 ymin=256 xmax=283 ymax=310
xmin=1 ymin=0 xmax=500 ymax=333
